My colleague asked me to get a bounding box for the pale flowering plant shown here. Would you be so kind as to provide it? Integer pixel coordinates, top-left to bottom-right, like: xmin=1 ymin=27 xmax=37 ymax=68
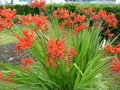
xmin=0 ymin=0 xmax=120 ymax=89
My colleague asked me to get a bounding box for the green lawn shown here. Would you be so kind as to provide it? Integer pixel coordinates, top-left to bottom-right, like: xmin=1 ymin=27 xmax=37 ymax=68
xmin=0 ymin=30 xmax=16 ymax=45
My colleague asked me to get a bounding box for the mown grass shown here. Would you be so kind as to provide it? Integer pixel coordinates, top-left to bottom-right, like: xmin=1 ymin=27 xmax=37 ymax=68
xmin=0 ymin=30 xmax=16 ymax=46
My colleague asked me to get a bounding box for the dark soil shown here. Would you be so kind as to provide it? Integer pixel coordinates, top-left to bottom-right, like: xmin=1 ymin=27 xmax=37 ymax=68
xmin=0 ymin=43 xmax=22 ymax=65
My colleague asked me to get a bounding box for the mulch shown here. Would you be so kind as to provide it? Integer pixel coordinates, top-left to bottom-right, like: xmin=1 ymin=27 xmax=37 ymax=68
xmin=0 ymin=43 xmax=21 ymax=65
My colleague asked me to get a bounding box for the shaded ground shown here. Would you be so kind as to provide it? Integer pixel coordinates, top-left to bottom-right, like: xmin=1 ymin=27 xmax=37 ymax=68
xmin=0 ymin=43 xmax=21 ymax=65
xmin=0 ymin=30 xmax=22 ymax=65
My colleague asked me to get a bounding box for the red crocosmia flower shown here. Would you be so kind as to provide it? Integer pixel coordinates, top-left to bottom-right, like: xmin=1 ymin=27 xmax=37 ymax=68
xmin=108 ymin=33 xmax=114 ymax=37
xmin=95 ymin=21 xmax=102 ymax=25
xmin=114 ymin=37 xmax=118 ymax=40
xmin=108 ymin=13 xmax=118 ymax=27
xmin=83 ymin=7 xmax=94 ymax=14
xmin=106 ymin=29 xmax=110 ymax=34
xmin=114 ymin=48 xmax=120 ymax=53
xmin=80 ymin=6 xmax=84 ymax=10
xmin=110 ymin=56 xmax=120 ymax=72
xmin=16 ymin=28 xmax=36 ymax=51
xmin=104 ymin=43 xmax=120 ymax=54
xmin=54 ymin=8 xmax=76 ymax=20
xmin=0 ymin=71 xmax=14 ymax=82
xmin=8 ymin=72 xmax=14 ymax=82
xmin=60 ymin=19 xmax=74 ymax=28
xmin=90 ymin=9 xmax=118 ymax=28
xmin=20 ymin=57 xmax=34 ymax=71
xmin=27 ymin=57 xmax=34 ymax=64
xmin=46 ymin=58 xmax=54 ymax=63
xmin=18 ymin=13 xmax=48 ymax=32
xmin=0 ymin=5 xmax=15 ymax=30
xmin=53 ymin=8 xmax=69 ymax=19
xmin=18 ymin=14 xmax=33 ymax=25
xmin=0 ymin=5 xmax=16 ymax=19
xmin=22 ymin=28 xmax=36 ymax=40
xmin=74 ymin=14 xmax=85 ymax=23
xmin=0 ymin=6 xmax=15 ymax=30
xmin=46 ymin=36 xmax=67 ymax=67
xmin=74 ymin=23 xmax=88 ymax=32
xmin=74 ymin=25 xmax=79 ymax=32
xmin=115 ymin=44 xmax=120 ymax=48
xmin=59 ymin=25 xmax=64 ymax=29
xmin=69 ymin=47 xmax=76 ymax=57
xmin=88 ymin=7 xmax=94 ymax=12
xmin=47 ymin=35 xmax=67 ymax=59
xmin=81 ymin=23 xmax=88 ymax=29
xmin=67 ymin=19 xmax=74 ymax=25
xmin=16 ymin=37 xmax=34 ymax=51
xmin=98 ymin=9 xmax=107 ymax=19
xmin=31 ymin=0 xmax=46 ymax=9
xmin=22 ymin=57 xmax=28 ymax=64
xmin=100 ymin=26 xmax=104 ymax=31
xmin=69 ymin=11 xmax=76 ymax=18
xmin=22 ymin=57 xmax=34 ymax=65
xmin=61 ymin=30 xmax=67 ymax=34
xmin=83 ymin=10 xmax=87 ymax=14
xmin=34 ymin=13 xmax=48 ymax=32
xmin=105 ymin=13 xmax=118 ymax=28
xmin=46 ymin=36 xmax=77 ymax=68
xmin=0 ymin=17 xmax=14 ymax=30
xmin=20 ymin=65 xmax=30 ymax=71
xmin=53 ymin=63 xmax=58 ymax=68
xmin=114 ymin=44 xmax=120 ymax=53
xmin=90 ymin=12 xmax=100 ymax=20
xmin=60 ymin=21 xmax=66 ymax=27
xmin=104 ymin=44 xmax=115 ymax=53
xmin=20 ymin=65 xmax=27 ymax=68
xmin=65 ymin=47 xmax=76 ymax=70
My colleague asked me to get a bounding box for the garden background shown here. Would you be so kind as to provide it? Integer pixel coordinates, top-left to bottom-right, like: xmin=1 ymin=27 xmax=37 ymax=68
xmin=0 ymin=3 xmax=120 ymax=89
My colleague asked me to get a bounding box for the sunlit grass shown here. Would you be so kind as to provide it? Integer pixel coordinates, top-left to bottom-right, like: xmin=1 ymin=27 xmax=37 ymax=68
xmin=0 ymin=30 xmax=17 ymax=45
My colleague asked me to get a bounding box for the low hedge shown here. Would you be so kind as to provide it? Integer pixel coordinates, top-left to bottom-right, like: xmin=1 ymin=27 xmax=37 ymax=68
xmin=0 ymin=3 xmax=120 ymax=18
xmin=0 ymin=3 xmax=120 ymax=42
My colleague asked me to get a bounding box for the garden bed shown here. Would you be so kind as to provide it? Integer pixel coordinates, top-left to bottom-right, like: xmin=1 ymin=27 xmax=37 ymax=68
xmin=0 ymin=43 xmax=21 ymax=65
